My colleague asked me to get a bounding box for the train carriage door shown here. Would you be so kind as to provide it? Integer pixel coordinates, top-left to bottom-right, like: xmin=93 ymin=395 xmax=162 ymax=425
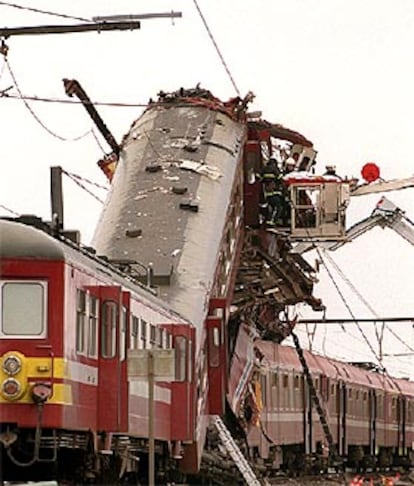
xmin=96 ymin=285 xmax=123 ymax=431
xmin=119 ymin=291 xmax=130 ymax=431
xmin=206 ymin=298 xmax=227 ymax=415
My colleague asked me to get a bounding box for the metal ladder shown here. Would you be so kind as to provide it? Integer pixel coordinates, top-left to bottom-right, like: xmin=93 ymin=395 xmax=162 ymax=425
xmin=212 ymin=416 xmax=262 ymax=486
xmin=291 ymin=331 xmax=335 ymax=455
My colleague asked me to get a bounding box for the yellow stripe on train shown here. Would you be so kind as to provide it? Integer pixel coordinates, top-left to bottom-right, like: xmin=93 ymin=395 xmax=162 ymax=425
xmin=0 ymin=353 xmax=89 ymax=405
xmin=0 ymin=383 xmax=73 ymax=404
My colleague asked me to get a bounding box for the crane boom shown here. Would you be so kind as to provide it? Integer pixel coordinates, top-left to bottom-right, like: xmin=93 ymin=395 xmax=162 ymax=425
xmin=63 ymin=78 xmax=120 ymax=156
xmin=351 ymin=176 xmax=414 ymax=196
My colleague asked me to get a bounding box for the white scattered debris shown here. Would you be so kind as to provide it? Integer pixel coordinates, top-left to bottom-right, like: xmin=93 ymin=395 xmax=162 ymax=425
xmin=168 ymin=138 xmax=189 ymax=149
xmin=178 ymin=159 xmax=222 ymax=180
xmin=171 ymin=249 xmax=181 ymax=257
xmin=134 ymin=194 xmax=147 ymax=201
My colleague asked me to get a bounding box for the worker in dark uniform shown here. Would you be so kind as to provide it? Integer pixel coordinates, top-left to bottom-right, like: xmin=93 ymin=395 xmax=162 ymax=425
xmin=260 ymin=159 xmax=285 ymax=227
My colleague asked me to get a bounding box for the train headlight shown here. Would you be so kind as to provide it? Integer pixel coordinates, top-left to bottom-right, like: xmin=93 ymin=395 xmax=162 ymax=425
xmin=2 ymin=378 xmax=21 ymax=399
xmin=2 ymin=355 xmax=22 ymax=376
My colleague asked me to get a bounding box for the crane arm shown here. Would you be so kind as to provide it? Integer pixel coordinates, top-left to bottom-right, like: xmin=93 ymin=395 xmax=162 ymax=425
xmin=63 ymin=78 xmax=120 ymax=156
xmin=350 ymin=176 xmax=414 ymax=196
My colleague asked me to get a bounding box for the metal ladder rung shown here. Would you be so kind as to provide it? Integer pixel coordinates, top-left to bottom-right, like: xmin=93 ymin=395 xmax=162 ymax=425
xmin=213 ymin=416 xmax=262 ymax=486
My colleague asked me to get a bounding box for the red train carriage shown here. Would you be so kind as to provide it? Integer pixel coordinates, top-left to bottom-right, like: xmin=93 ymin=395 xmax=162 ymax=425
xmin=242 ymin=340 xmax=414 ymax=473
xmin=0 ymin=218 xmax=195 ymax=483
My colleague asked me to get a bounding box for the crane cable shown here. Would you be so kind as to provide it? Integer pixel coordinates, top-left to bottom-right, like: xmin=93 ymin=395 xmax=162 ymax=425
xmin=192 ymin=0 xmax=240 ymax=96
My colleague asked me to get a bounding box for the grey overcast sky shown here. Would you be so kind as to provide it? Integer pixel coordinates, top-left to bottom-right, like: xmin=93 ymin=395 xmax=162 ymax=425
xmin=0 ymin=0 xmax=413 ymax=377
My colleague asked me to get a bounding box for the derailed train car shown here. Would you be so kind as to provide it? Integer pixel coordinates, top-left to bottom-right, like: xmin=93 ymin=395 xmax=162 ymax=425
xmin=0 ymin=88 xmax=320 ymax=483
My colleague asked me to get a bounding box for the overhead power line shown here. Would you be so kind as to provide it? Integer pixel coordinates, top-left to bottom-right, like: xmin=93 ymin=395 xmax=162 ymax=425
xmin=192 ymin=0 xmax=240 ymax=96
xmin=61 ymin=169 xmax=106 ymax=205
xmin=1 ymin=92 xmax=149 ymax=108
xmin=324 ymin=252 xmax=414 ymax=354
xmin=5 ymin=58 xmax=93 ymax=142
xmin=0 ymin=1 xmax=89 ymax=22
xmin=0 ymin=203 xmax=19 ymax=215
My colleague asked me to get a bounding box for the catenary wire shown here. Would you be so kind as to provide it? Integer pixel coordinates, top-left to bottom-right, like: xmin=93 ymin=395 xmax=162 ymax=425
xmin=0 ymin=203 xmax=19 ymax=215
xmin=5 ymin=58 xmax=93 ymax=142
xmin=62 ymin=169 xmax=109 ymax=191
xmin=0 ymin=1 xmax=90 ymax=22
xmin=324 ymin=251 xmax=414 ymax=354
xmin=1 ymin=92 xmax=149 ymax=108
xmin=91 ymin=129 xmax=107 ymax=155
xmin=192 ymin=0 xmax=240 ymax=96
xmin=299 ymin=231 xmax=385 ymax=368
xmin=62 ymin=170 xmax=105 ymax=205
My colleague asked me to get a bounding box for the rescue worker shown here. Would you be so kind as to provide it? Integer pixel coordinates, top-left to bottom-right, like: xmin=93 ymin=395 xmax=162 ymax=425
xmin=323 ymin=165 xmax=343 ymax=179
xmin=260 ymin=159 xmax=285 ymax=227
xmin=283 ymin=152 xmax=299 ymax=174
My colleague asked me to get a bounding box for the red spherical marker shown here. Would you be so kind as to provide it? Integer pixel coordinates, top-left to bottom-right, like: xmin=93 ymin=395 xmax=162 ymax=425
xmin=361 ymin=162 xmax=380 ymax=182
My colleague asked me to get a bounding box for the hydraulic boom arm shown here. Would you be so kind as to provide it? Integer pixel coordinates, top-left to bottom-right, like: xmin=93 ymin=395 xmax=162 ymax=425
xmin=63 ymin=78 xmax=120 ymax=156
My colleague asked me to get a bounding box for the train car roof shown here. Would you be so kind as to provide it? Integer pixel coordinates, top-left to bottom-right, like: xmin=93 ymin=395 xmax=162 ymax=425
xmin=0 ymin=218 xmax=190 ymax=324
xmin=93 ymin=100 xmax=246 ymax=336
xmin=256 ymin=341 xmax=414 ymax=395
xmin=0 ymin=219 xmax=65 ymax=260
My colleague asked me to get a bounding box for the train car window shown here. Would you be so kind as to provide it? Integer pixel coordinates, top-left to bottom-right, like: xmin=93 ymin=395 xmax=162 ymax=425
xmin=271 ymin=373 xmax=279 ymax=410
xmin=101 ymin=300 xmax=117 ymax=358
xmin=175 ymin=336 xmax=187 ymax=382
xmin=141 ymin=319 xmax=147 ymax=349
xmin=88 ymin=295 xmax=98 ymax=358
xmin=1 ymin=281 xmax=46 ymax=337
xmin=130 ymin=316 xmax=139 ymax=350
xmin=76 ymin=289 xmax=87 ymax=354
xmin=149 ymin=324 xmax=156 ymax=347
xmin=378 ymin=394 xmax=384 ymax=419
xmin=119 ymin=307 xmax=127 ymax=361
xmin=157 ymin=327 xmax=163 ymax=348
xmin=294 ymin=375 xmax=300 ymax=389
xmin=208 ymin=327 xmax=220 ymax=367
xmin=391 ymin=396 xmax=397 ymax=420
xmin=283 ymin=374 xmax=289 ymax=388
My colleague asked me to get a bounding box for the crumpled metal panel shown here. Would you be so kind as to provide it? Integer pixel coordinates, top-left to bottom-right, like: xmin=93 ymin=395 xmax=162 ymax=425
xmin=93 ymin=103 xmax=246 ymax=346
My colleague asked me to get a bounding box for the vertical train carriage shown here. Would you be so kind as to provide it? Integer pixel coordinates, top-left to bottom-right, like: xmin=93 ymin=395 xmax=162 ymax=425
xmin=92 ymin=87 xmax=321 ymax=476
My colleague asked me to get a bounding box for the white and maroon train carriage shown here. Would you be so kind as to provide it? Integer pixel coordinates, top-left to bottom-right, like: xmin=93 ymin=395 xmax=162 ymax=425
xmin=0 ymin=218 xmax=197 ymax=483
xmin=243 ymin=341 xmax=414 ymax=471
